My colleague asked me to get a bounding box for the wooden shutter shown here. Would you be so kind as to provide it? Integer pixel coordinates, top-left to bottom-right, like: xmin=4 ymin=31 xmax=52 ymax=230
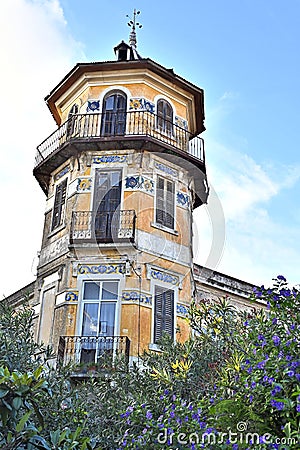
xmin=154 ymin=287 xmax=174 ymax=343
xmin=156 ymin=176 xmax=165 ymax=225
xmin=154 ymin=287 xmax=164 ymax=343
xmin=157 ymin=99 xmax=173 ymax=133
xmin=156 ymin=176 xmax=174 ymax=228
xmin=164 ymin=289 xmax=174 ymax=339
xmin=165 ymin=180 xmax=175 ymax=228
xmin=51 ymin=178 xmax=67 ymax=230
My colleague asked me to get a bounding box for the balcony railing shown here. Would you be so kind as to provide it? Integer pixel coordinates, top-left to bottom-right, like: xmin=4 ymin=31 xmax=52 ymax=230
xmin=35 ymin=111 xmax=205 ymax=167
xmin=70 ymin=210 xmax=136 ymax=244
xmin=57 ymin=335 xmax=130 ymax=368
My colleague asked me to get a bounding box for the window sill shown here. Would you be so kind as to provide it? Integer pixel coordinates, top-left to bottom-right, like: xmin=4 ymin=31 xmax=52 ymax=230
xmin=148 ymin=343 xmax=163 ymax=352
xmin=150 ymin=222 xmax=178 ymax=236
xmin=48 ymin=223 xmax=66 ymax=238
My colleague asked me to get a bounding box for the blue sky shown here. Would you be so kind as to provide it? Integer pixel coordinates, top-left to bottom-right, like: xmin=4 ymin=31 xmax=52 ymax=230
xmin=1 ymin=0 xmax=300 ymax=296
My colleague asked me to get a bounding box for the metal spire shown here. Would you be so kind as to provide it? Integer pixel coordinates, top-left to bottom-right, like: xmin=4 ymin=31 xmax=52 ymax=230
xmin=126 ymin=9 xmax=142 ymax=49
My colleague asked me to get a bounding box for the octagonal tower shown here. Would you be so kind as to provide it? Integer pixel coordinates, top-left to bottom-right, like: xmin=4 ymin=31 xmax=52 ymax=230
xmin=33 ymin=36 xmax=208 ymax=367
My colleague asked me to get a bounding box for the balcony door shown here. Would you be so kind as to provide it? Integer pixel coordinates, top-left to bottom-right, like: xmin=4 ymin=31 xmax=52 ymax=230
xmin=93 ymin=169 xmax=122 ymax=242
xmin=101 ymin=91 xmax=127 ymax=136
xmin=80 ymin=281 xmax=118 ymax=363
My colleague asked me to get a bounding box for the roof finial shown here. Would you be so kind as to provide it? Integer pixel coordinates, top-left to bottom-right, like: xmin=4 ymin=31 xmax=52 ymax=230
xmin=126 ymin=9 xmax=142 ymax=49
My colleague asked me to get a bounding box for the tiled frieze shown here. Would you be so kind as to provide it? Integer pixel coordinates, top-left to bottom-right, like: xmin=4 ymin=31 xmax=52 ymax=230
xmin=129 ymin=97 xmax=155 ymax=113
xmin=93 ymin=155 xmax=127 ymax=164
xmin=125 ymin=175 xmax=154 ymax=194
xmin=122 ymin=290 xmax=152 ymax=307
xmin=176 ymin=191 xmax=190 ymax=208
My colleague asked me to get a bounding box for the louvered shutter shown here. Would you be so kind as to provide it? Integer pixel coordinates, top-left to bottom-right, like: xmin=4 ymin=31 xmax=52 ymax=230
xmin=154 ymin=287 xmax=164 ymax=343
xmin=154 ymin=287 xmax=174 ymax=343
xmin=51 ymin=178 xmax=67 ymax=230
xmin=164 ymin=289 xmax=174 ymax=339
xmin=165 ymin=180 xmax=174 ymax=229
xmin=156 ymin=176 xmax=175 ymax=229
xmin=157 ymin=100 xmax=164 ymax=130
xmin=156 ymin=176 xmax=165 ymax=225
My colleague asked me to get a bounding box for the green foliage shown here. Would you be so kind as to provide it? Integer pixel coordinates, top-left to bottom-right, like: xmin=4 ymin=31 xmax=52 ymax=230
xmin=1 ymin=277 xmax=299 ymax=449
xmin=0 ymin=300 xmax=44 ymax=372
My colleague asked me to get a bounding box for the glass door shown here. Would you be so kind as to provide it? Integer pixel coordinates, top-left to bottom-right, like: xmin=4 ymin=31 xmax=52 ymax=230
xmin=93 ymin=170 xmax=122 ymax=242
xmin=80 ymin=281 xmax=118 ymax=364
xmin=101 ymin=92 xmax=127 ymax=136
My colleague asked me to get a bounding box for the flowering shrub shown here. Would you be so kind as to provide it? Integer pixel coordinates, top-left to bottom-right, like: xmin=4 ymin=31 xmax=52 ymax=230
xmin=214 ymin=276 xmax=300 ymax=448
xmin=117 ymin=278 xmax=300 ymax=449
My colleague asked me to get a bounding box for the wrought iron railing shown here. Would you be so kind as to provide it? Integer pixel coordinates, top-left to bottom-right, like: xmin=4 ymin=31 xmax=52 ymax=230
xmin=57 ymin=335 xmax=130 ymax=367
xmin=35 ymin=111 xmax=205 ymax=167
xmin=70 ymin=209 xmax=136 ymax=243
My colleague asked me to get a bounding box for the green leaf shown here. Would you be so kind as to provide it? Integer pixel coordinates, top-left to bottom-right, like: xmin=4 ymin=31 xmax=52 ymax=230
xmin=33 ymin=366 xmax=43 ymax=379
xmin=16 ymin=410 xmax=32 ymax=432
xmin=0 ymin=389 xmax=9 ymax=398
xmin=12 ymin=396 xmax=22 ymax=410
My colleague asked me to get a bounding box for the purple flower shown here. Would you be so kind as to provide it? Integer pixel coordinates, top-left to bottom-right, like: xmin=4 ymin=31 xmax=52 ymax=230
xmin=272 ymin=317 xmax=278 ymax=325
xmin=277 ymin=275 xmax=286 ymax=281
xmin=271 ymin=385 xmax=281 ymax=396
xmin=287 ymin=370 xmax=295 ymax=377
xmin=296 ymin=405 xmax=300 ymax=413
xmin=272 ymin=335 xmax=281 ymax=346
xmin=257 ymin=361 xmax=266 ymax=369
xmin=270 ymin=400 xmax=284 ymax=411
xmin=146 ymin=410 xmax=152 ymax=420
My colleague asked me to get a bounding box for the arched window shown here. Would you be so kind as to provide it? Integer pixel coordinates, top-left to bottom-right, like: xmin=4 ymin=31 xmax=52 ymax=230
xmin=157 ymin=99 xmax=173 ymax=135
xmin=101 ymin=91 xmax=127 ymax=136
xmin=67 ymin=103 xmax=79 ymax=136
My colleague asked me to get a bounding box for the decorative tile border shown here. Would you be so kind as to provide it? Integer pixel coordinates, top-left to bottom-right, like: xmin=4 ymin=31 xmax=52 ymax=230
xmin=176 ymin=191 xmax=190 ymax=208
xmin=77 ymin=178 xmax=92 ymax=192
xmin=154 ymin=161 xmax=178 ymax=178
xmin=177 ymin=303 xmax=189 ymax=317
xmin=129 ymin=97 xmax=155 ymax=113
xmin=55 ymin=166 xmax=69 ymax=181
xmin=75 ymin=263 xmax=126 ymax=276
xmin=125 ymin=175 xmax=154 ymax=194
xmin=122 ymin=291 xmax=152 ymax=306
xmin=147 ymin=267 xmax=179 ymax=286
xmin=175 ymin=116 xmax=188 ymax=130
xmin=93 ymin=155 xmax=127 ymax=164
xmin=87 ymin=100 xmax=100 ymax=112
xmin=65 ymin=291 xmax=79 ymax=302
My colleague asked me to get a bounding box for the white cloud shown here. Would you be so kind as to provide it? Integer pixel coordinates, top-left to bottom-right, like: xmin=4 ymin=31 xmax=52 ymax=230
xmin=194 ymin=137 xmax=300 ymax=286
xmin=219 ymin=91 xmax=239 ymax=101
xmin=0 ymin=0 xmax=84 ymax=296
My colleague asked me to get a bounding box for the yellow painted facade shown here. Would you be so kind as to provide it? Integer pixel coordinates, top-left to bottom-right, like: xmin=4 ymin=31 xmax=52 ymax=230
xmin=31 ymin=41 xmax=208 ymax=366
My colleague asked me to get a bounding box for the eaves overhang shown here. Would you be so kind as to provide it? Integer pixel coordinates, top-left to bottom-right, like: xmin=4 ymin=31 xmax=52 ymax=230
xmin=45 ymin=59 xmax=205 ymax=135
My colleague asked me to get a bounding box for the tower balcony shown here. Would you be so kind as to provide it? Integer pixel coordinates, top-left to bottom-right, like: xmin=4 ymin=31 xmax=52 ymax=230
xmin=34 ymin=111 xmax=207 ymax=204
xmin=70 ymin=209 xmax=136 ymax=245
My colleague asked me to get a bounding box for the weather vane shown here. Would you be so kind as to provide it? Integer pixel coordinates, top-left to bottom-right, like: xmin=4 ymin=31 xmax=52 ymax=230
xmin=126 ymin=9 xmax=142 ymax=49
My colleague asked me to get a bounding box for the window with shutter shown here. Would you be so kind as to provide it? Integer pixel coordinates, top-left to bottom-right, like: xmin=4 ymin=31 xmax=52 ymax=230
xmin=154 ymin=286 xmax=174 ymax=343
xmin=157 ymin=99 xmax=173 ymax=135
xmin=101 ymin=91 xmax=127 ymax=136
xmin=156 ymin=176 xmax=175 ymax=229
xmin=66 ymin=104 xmax=79 ymax=136
xmin=51 ymin=178 xmax=67 ymax=231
